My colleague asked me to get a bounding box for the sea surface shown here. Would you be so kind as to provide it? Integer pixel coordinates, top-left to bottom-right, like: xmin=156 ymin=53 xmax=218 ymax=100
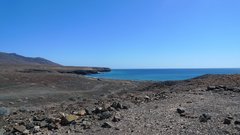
xmin=88 ymin=69 xmax=240 ymax=81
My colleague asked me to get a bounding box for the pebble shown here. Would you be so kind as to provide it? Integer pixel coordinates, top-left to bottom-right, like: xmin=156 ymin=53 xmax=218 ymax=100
xmin=98 ymin=111 xmax=112 ymax=120
xmin=33 ymin=126 xmax=41 ymax=133
xmin=177 ymin=108 xmax=185 ymax=114
xmin=207 ymin=86 xmax=216 ymax=90
xmin=199 ymin=114 xmax=211 ymax=122
xmin=61 ymin=114 xmax=79 ymax=125
xmin=102 ymin=122 xmax=113 ymax=128
xmin=82 ymin=121 xmax=91 ymax=129
xmin=9 ymin=102 xmax=14 ymax=105
xmin=223 ymin=118 xmax=231 ymax=125
xmin=112 ymin=116 xmax=121 ymax=122
xmin=234 ymin=120 xmax=240 ymax=125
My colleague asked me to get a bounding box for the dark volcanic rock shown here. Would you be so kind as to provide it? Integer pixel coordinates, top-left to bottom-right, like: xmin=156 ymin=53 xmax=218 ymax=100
xmin=207 ymin=86 xmax=216 ymax=91
xmin=102 ymin=122 xmax=113 ymax=128
xmin=111 ymin=102 xmax=123 ymax=110
xmin=33 ymin=115 xmax=46 ymax=121
xmin=199 ymin=114 xmax=211 ymax=122
xmin=112 ymin=116 xmax=121 ymax=122
xmin=234 ymin=120 xmax=240 ymax=125
xmin=176 ymin=108 xmax=185 ymax=114
xmin=223 ymin=118 xmax=232 ymax=125
xmin=98 ymin=111 xmax=112 ymax=120
xmin=93 ymin=107 xmax=103 ymax=114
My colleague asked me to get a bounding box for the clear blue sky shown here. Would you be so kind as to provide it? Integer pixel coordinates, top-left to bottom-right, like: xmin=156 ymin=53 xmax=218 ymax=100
xmin=0 ymin=0 xmax=240 ymax=68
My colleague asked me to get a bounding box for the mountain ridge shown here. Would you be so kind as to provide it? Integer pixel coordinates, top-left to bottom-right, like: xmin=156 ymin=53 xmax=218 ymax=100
xmin=0 ymin=52 xmax=61 ymax=66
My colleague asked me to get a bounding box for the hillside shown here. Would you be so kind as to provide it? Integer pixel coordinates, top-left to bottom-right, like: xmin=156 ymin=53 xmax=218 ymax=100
xmin=0 ymin=52 xmax=60 ymax=66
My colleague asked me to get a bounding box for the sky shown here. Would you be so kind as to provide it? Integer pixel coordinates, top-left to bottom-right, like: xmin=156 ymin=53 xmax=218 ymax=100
xmin=0 ymin=0 xmax=240 ymax=68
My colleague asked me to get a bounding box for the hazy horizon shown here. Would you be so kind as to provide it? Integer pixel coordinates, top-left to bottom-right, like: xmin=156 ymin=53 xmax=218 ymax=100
xmin=1 ymin=0 xmax=240 ymax=69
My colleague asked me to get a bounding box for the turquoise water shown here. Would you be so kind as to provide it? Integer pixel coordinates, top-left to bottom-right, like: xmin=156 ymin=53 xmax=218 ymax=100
xmin=88 ymin=69 xmax=240 ymax=81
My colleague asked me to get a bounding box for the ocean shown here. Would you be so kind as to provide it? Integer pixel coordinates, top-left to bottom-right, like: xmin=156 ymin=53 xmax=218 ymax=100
xmin=88 ymin=68 xmax=240 ymax=81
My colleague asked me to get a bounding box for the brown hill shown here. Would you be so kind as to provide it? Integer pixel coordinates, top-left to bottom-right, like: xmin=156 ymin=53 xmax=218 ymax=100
xmin=0 ymin=52 xmax=60 ymax=66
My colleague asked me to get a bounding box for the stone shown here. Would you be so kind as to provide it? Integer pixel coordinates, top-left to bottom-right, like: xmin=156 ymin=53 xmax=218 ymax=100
xmin=233 ymin=87 xmax=240 ymax=92
xmin=23 ymin=130 xmax=30 ymax=135
xmin=48 ymin=123 xmax=60 ymax=130
xmin=78 ymin=109 xmax=87 ymax=116
xmin=85 ymin=108 xmax=92 ymax=115
xmin=107 ymin=107 xmax=115 ymax=111
xmin=14 ymin=125 xmax=26 ymax=133
xmin=144 ymin=95 xmax=150 ymax=100
xmin=223 ymin=118 xmax=231 ymax=125
xmin=112 ymin=116 xmax=121 ymax=122
xmin=40 ymin=121 xmax=48 ymax=128
xmin=19 ymin=108 xmax=30 ymax=113
xmin=98 ymin=111 xmax=112 ymax=120
xmin=102 ymin=122 xmax=113 ymax=128
xmin=33 ymin=126 xmax=41 ymax=133
xmin=93 ymin=107 xmax=103 ymax=114
xmin=33 ymin=116 xmax=46 ymax=121
xmin=102 ymin=103 xmax=111 ymax=111
xmin=26 ymin=122 xmax=35 ymax=129
xmin=207 ymin=86 xmax=216 ymax=90
xmin=9 ymin=102 xmax=14 ymax=105
xmin=177 ymin=108 xmax=185 ymax=114
xmin=111 ymin=102 xmax=123 ymax=110
xmin=234 ymin=120 xmax=240 ymax=125
xmin=199 ymin=114 xmax=211 ymax=122
xmin=82 ymin=121 xmax=91 ymax=129
xmin=0 ymin=107 xmax=10 ymax=116
xmin=68 ymin=97 xmax=77 ymax=101
xmin=218 ymin=85 xmax=226 ymax=89
xmin=61 ymin=114 xmax=79 ymax=125
xmin=122 ymin=105 xmax=129 ymax=110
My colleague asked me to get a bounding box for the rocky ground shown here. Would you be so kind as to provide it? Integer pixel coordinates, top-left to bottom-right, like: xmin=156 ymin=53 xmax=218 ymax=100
xmin=1 ymin=72 xmax=240 ymax=134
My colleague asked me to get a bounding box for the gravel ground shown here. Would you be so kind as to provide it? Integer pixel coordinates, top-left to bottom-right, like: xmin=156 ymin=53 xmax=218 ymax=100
xmin=1 ymin=74 xmax=240 ymax=135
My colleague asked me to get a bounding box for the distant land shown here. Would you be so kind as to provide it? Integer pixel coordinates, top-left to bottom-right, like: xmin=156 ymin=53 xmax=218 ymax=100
xmin=0 ymin=52 xmax=111 ymax=75
xmin=0 ymin=52 xmax=60 ymax=66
